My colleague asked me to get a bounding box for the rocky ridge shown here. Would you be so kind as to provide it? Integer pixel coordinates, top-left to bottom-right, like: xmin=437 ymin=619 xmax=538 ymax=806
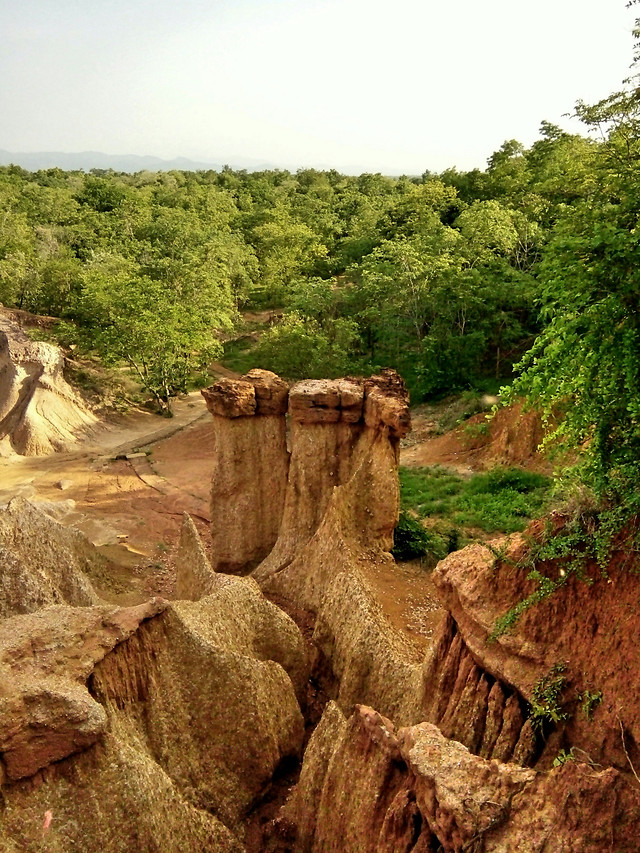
xmin=203 ymin=369 xmax=640 ymax=850
xmin=0 ymin=501 xmax=306 ymax=851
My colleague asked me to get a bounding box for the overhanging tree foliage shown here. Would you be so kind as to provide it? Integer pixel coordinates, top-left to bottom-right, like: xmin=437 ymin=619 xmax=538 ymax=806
xmin=509 ymin=39 xmax=640 ymax=515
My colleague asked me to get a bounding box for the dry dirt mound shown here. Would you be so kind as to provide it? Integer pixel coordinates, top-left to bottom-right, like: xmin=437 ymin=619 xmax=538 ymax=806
xmin=0 ymin=310 xmax=96 ymax=456
xmin=401 ymin=401 xmax=552 ymax=473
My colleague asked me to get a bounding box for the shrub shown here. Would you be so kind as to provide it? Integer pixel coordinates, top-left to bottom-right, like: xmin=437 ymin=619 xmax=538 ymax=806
xmin=392 ymin=511 xmax=448 ymax=563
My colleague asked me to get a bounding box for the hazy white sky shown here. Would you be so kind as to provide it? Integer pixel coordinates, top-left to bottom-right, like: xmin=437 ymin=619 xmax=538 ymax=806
xmin=0 ymin=0 xmax=635 ymax=173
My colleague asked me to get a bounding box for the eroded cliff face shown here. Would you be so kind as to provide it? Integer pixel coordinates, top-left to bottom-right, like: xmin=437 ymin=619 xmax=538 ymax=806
xmin=280 ymin=702 xmax=639 ymax=853
xmin=0 ymin=504 xmax=307 ymax=852
xmin=198 ymin=371 xmax=640 ymax=852
xmin=433 ymin=529 xmax=640 ymax=773
xmin=202 ymin=369 xmax=290 ymax=574
xmin=0 ymin=313 xmax=96 ymax=457
xmin=4 ymin=369 xmax=640 ymax=852
xmin=206 ymin=370 xmax=432 ymax=732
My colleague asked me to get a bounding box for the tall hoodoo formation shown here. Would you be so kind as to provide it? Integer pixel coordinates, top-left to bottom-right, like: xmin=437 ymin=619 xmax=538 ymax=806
xmin=0 ymin=313 xmax=96 ymax=456
xmin=202 ymin=369 xmax=290 ymax=574
xmin=204 ymin=369 xmax=426 ymax=730
xmin=263 ymin=370 xmax=410 ymax=571
xmin=202 ymin=368 xmax=410 ymax=591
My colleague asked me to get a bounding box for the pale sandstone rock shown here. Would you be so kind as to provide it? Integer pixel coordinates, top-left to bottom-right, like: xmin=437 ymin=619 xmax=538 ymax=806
xmin=0 ymin=731 xmax=244 ymax=853
xmin=288 ymin=378 xmax=364 ymax=424
xmin=279 ymin=701 xmax=348 ymax=850
xmin=0 ymin=491 xmax=308 ymax=850
xmin=254 ymin=418 xmax=429 ymax=728
xmin=200 ymin=370 xmax=410 ymax=585
xmin=174 ymin=512 xmax=218 ymax=600
xmin=0 ymin=583 xmax=306 ymax=850
xmin=312 ymin=569 xmax=426 ymax=725
xmin=0 ymin=498 xmax=102 ymax=617
xmin=91 ymin=599 xmax=305 ymax=832
xmin=174 ymin=512 xmax=308 ymax=698
xmin=364 ymin=370 xmax=412 ymax=438
xmin=201 ymin=377 xmax=256 ymax=418
xmin=255 ymin=375 xmax=408 ymax=591
xmin=243 ymin=368 xmax=289 ymax=415
xmin=204 ymin=372 xmax=290 ymax=574
xmin=0 ymin=315 xmax=95 ymax=457
xmin=0 ymin=599 xmax=166 ymax=780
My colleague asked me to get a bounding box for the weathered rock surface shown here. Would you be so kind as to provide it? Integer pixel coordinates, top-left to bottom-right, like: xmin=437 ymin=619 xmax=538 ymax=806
xmin=174 ymin=512 xmax=218 ymax=600
xmin=203 ymin=370 xmax=290 ymax=573
xmin=0 ymin=499 xmax=308 ymax=852
xmin=420 ymin=615 xmax=535 ymax=765
xmin=0 ymin=599 xmax=166 ymax=780
xmin=205 ymin=370 xmax=535 ymax=745
xmin=254 ymin=370 xmax=410 ymax=600
xmin=0 ymin=588 xmax=306 ymax=850
xmin=0 ymin=498 xmax=102 ymax=617
xmin=311 ymin=566 xmax=427 ymax=725
xmin=280 ymin=703 xmax=640 ymax=852
xmin=91 ymin=596 xmax=305 ymax=832
xmin=0 ymin=312 xmax=96 ymax=456
xmin=433 ymin=530 xmax=640 ymax=771
xmin=237 ymin=371 xmax=430 ymax=728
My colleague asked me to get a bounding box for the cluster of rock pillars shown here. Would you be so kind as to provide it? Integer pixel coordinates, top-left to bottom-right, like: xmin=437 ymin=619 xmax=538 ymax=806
xmin=0 ymin=368 xmax=639 ymax=851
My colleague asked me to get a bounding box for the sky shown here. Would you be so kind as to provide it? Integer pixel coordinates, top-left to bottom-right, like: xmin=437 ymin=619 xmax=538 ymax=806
xmin=0 ymin=0 xmax=636 ymax=174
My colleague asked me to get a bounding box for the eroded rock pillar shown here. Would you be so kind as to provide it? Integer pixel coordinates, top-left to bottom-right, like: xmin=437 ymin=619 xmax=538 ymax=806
xmin=254 ymin=369 xmax=411 ymax=589
xmin=202 ymin=369 xmax=289 ymax=574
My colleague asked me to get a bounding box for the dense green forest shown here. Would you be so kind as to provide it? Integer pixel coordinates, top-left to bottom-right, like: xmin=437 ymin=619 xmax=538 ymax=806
xmin=0 ymin=122 xmax=593 ymax=408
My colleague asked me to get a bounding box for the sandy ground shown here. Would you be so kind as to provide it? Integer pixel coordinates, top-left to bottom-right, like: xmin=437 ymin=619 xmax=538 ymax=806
xmin=0 ymin=393 xmax=213 ymax=581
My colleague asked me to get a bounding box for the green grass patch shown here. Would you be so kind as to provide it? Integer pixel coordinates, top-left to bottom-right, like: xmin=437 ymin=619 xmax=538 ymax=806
xmin=397 ymin=465 xmax=552 ymax=556
xmin=220 ymin=336 xmax=261 ymax=374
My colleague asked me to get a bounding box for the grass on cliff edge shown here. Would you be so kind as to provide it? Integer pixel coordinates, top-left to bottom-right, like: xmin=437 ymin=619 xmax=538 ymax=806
xmin=394 ymin=466 xmax=553 ymax=563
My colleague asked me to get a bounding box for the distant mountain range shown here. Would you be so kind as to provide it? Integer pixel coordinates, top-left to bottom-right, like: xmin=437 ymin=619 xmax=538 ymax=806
xmin=0 ymin=149 xmax=277 ymax=173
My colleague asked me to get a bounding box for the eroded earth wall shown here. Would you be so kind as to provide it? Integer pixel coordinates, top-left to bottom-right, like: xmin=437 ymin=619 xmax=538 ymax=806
xmin=0 ymin=312 xmax=95 ymax=456
xmin=201 ymin=371 xmax=640 ymax=852
xmin=202 ymin=369 xmax=290 ymax=573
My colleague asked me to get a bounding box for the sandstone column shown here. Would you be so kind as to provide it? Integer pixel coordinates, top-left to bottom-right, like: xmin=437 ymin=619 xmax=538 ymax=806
xmin=202 ymin=369 xmax=289 ymax=574
xmin=254 ymin=369 xmax=411 ymax=586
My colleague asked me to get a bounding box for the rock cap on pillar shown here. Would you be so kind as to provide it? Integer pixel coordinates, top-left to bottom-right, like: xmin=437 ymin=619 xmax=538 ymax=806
xmin=202 ymin=378 xmax=256 ymax=418
xmin=364 ymin=369 xmax=411 ymax=439
xmin=243 ymin=369 xmax=289 ymax=415
xmin=201 ymin=370 xmax=289 ymax=418
xmin=288 ymin=378 xmax=364 ymax=424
